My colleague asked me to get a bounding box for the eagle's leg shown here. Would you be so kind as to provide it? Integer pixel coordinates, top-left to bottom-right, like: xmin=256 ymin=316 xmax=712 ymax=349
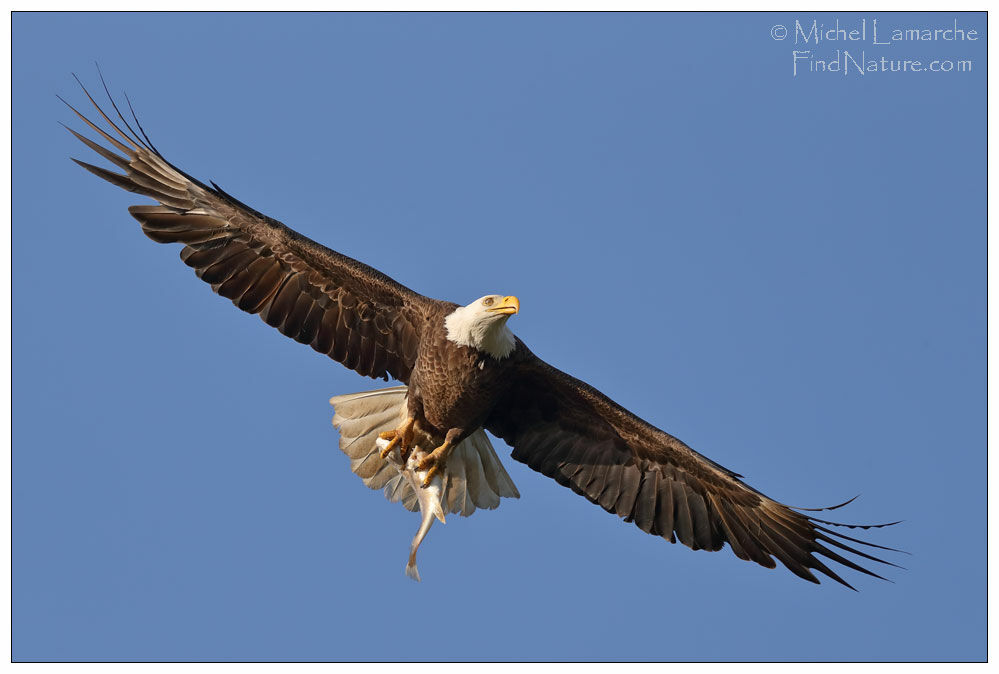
xmin=418 ymin=428 xmax=463 ymax=488
xmin=379 ymin=417 xmax=416 ymax=461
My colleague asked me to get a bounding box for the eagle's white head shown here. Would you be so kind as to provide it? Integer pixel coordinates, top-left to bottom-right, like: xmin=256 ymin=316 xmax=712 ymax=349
xmin=444 ymin=294 xmax=520 ymax=360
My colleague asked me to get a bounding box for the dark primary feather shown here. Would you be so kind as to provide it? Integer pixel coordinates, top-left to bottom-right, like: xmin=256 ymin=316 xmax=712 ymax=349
xmin=486 ymin=345 xmax=903 ymax=589
xmin=63 ymin=76 xmax=441 ymax=383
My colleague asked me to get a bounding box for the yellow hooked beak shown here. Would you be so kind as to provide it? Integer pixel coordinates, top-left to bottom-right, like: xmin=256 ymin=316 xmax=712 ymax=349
xmin=487 ymin=295 xmax=520 ymax=316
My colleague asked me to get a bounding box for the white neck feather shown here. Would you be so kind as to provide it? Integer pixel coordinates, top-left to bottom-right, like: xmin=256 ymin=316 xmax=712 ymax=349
xmin=444 ymin=305 xmax=516 ymax=359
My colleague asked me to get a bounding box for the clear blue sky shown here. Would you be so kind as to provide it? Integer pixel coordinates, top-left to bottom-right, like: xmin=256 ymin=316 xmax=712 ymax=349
xmin=13 ymin=12 xmax=985 ymax=662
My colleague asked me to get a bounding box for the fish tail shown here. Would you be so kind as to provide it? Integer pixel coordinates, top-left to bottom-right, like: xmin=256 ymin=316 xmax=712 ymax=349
xmin=405 ymin=549 xmax=421 ymax=582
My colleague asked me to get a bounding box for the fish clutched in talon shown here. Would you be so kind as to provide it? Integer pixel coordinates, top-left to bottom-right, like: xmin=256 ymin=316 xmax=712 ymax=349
xmin=373 ymin=434 xmax=446 ymax=582
xmin=400 ymin=447 xmax=446 ymax=582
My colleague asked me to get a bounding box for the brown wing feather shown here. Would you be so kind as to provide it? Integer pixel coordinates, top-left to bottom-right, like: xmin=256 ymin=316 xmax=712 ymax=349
xmin=486 ymin=346 xmax=902 ymax=589
xmin=65 ymin=79 xmax=439 ymax=383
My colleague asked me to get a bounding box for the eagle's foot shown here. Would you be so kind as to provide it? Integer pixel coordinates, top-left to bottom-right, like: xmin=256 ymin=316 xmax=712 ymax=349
xmin=379 ymin=417 xmax=416 ymax=461
xmin=418 ymin=440 xmax=453 ymax=488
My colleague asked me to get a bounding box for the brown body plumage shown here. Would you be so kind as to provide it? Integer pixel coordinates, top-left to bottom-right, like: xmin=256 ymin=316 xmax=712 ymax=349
xmin=409 ymin=307 xmax=512 ymax=439
xmin=63 ymin=74 xmax=902 ymax=589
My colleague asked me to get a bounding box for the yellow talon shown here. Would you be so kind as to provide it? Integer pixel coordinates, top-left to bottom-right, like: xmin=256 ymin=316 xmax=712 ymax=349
xmin=379 ymin=417 xmax=416 ymax=460
xmin=421 ymin=464 xmax=440 ymax=488
xmin=377 ymin=430 xmax=399 ymax=457
xmin=417 ymin=439 xmax=453 ymax=487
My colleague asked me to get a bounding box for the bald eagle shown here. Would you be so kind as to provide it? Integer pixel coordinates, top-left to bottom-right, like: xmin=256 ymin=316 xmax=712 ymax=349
xmin=63 ymin=76 xmax=901 ymax=589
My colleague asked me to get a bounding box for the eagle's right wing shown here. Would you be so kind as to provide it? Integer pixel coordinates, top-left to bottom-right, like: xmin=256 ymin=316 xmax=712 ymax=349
xmin=64 ymin=77 xmax=444 ymax=384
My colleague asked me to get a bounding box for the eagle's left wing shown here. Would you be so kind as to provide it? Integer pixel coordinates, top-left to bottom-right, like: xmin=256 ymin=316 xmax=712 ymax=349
xmin=485 ymin=347 xmax=902 ymax=589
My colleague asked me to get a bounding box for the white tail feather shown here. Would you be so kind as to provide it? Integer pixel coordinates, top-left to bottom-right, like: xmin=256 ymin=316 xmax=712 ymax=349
xmin=331 ymin=386 xmax=519 ymax=581
xmin=330 ymin=387 xmax=519 ymax=515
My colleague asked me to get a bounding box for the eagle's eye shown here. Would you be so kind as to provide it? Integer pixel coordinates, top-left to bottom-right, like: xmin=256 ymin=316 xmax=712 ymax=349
xmin=482 ymin=297 xmax=494 ymax=307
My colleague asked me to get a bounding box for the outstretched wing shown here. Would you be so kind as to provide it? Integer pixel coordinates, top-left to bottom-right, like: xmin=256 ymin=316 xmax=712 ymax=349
xmin=486 ymin=348 xmax=902 ymax=589
xmin=63 ymin=77 xmax=441 ymax=383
